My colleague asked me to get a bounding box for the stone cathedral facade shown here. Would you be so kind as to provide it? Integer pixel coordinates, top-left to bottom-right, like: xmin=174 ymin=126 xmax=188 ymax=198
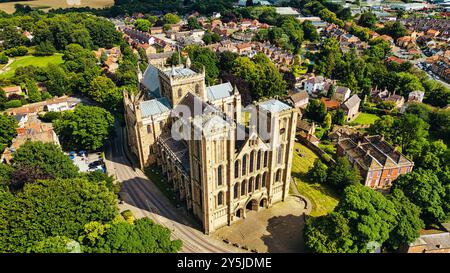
xmin=124 ymin=61 xmax=298 ymax=234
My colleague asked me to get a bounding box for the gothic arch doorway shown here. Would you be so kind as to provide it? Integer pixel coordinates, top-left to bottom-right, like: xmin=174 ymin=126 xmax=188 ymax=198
xmin=245 ymin=199 xmax=258 ymax=212
xmin=259 ymin=198 xmax=267 ymax=208
xmin=235 ymin=208 xmax=243 ymax=219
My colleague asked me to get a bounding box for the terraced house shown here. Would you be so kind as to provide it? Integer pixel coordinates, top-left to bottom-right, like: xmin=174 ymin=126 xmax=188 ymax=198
xmin=124 ymin=61 xmax=298 ymax=234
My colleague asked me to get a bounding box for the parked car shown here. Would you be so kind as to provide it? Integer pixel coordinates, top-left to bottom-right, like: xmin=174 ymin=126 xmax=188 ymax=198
xmin=88 ymin=160 xmax=103 ymax=169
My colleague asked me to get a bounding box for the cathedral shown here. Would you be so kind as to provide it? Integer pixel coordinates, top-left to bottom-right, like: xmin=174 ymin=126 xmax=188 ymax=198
xmin=124 ymin=59 xmax=298 ymax=234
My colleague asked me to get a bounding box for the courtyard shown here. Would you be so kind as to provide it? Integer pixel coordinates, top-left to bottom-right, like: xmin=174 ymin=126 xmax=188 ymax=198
xmin=213 ymin=195 xmax=308 ymax=253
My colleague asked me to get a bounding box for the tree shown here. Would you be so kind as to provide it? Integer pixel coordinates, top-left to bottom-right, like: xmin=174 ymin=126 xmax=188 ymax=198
xmin=394 ymin=169 xmax=447 ymax=226
xmin=10 ymin=164 xmax=53 ymax=191
xmin=34 ymin=41 xmax=56 ymax=56
xmin=304 ymin=99 xmax=327 ymax=123
xmin=0 ymin=114 xmax=18 ymax=153
xmin=45 ymin=64 xmax=71 ymax=96
xmin=0 ymin=178 xmax=117 ymax=253
xmin=85 ymin=218 xmax=182 ymax=253
xmin=163 ymin=13 xmax=180 ymax=25
xmin=87 ymin=76 xmax=122 ymax=111
xmin=304 ymin=212 xmax=356 ymax=253
xmin=0 ymin=163 xmax=13 ymax=189
xmin=386 ymin=189 xmax=424 ymax=250
xmin=368 ymin=115 xmax=396 ymax=142
xmin=302 ymin=21 xmax=319 ymax=42
xmin=327 ymin=84 xmax=336 ymax=99
xmin=314 ymin=38 xmax=342 ymax=78
xmin=187 ymin=17 xmax=201 ymax=30
xmin=12 ymin=141 xmax=78 ymax=180
xmin=187 ymin=46 xmax=220 ymax=85
xmin=326 ymin=157 xmax=362 ymax=191
xmin=394 ymin=114 xmax=429 ymax=154
xmin=380 ymin=21 xmax=407 ymax=40
xmin=0 ymin=53 xmax=8 ymax=64
xmin=358 ymin=12 xmax=377 ymax=28
xmin=25 ymin=79 xmax=42 ymax=103
xmin=53 ymin=105 xmax=115 ymax=151
xmin=308 ymin=159 xmax=328 ymax=184
xmin=29 ymin=236 xmax=81 ymax=253
xmin=134 ymin=19 xmax=151 ymax=32
xmin=332 ymin=109 xmax=345 ymax=125
xmin=324 ymin=113 xmax=332 ymax=131
xmin=336 ymin=185 xmax=398 ymax=252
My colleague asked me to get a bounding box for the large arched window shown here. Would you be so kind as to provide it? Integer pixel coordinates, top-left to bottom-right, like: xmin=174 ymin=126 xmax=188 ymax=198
xmin=255 ymin=175 xmax=260 ymax=190
xmin=241 ymin=181 xmax=246 ymax=196
xmin=263 ymin=151 xmax=268 ymax=167
xmin=242 ymin=154 xmax=247 ymax=175
xmin=235 ymin=160 xmax=239 ymax=178
xmin=248 ymin=177 xmax=253 ymax=193
xmin=249 ymin=151 xmax=255 ymax=173
xmin=262 ymin=173 xmax=266 ymax=188
xmin=217 ymin=165 xmax=223 ymax=186
xmin=257 ymin=150 xmax=261 ymax=170
xmin=217 ymin=191 xmax=224 ymax=207
xmin=234 ymin=183 xmax=239 ymax=199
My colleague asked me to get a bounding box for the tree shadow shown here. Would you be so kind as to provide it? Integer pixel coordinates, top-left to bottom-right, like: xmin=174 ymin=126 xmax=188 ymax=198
xmin=261 ymin=213 xmax=306 ymax=253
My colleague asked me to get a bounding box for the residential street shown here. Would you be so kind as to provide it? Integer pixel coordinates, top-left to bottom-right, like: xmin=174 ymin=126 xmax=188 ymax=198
xmin=105 ymin=123 xmax=245 ymax=253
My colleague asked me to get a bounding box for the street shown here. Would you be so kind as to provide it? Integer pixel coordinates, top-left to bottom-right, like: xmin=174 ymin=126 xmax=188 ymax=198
xmin=105 ymin=123 xmax=245 ymax=253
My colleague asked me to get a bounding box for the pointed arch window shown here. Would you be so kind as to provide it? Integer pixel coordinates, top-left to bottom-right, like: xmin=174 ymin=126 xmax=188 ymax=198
xmin=234 ymin=183 xmax=239 ymax=199
xmin=217 ymin=191 xmax=224 ymax=207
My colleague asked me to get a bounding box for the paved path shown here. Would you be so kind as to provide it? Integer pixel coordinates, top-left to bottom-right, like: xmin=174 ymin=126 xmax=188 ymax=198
xmin=105 ymin=123 xmax=245 ymax=253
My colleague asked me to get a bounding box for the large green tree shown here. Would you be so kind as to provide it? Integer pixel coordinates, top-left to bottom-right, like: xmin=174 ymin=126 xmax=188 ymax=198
xmin=12 ymin=141 xmax=79 ymax=180
xmin=326 ymin=157 xmax=362 ymax=191
xmin=0 ymin=178 xmax=117 ymax=253
xmin=0 ymin=114 xmax=17 ymax=153
xmin=53 ymin=105 xmax=115 ymax=151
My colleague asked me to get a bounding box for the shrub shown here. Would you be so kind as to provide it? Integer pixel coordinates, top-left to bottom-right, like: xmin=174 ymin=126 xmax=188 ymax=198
xmin=0 ymin=53 xmax=8 ymax=64
xmin=4 ymin=99 xmax=22 ymax=108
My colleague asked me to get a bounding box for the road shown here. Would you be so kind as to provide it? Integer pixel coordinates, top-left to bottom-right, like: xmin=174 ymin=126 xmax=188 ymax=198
xmin=105 ymin=123 xmax=244 ymax=253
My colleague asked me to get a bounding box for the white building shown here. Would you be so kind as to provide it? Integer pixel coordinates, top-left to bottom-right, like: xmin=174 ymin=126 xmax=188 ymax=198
xmin=408 ymin=91 xmax=425 ymax=103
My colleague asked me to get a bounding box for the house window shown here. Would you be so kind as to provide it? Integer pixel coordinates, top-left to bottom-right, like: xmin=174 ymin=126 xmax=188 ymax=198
xmin=235 ymin=160 xmax=239 ymax=178
xmin=234 ymin=183 xmax=239 ymax=199
xmin=217 ymin=165 xmax=223 ymax=186
xmin=217 ymin=191 xmax=223 ymax=207
xmin=241 ymin=181 xmax=246 ymax=195
xmin=250 ymin=151 xmax=255 ymax=173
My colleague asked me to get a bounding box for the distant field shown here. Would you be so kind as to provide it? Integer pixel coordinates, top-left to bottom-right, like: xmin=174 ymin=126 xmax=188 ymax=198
xmin=0 ymin=0 xmax=114 ymax=13
xmin=350 ymin=112 xmax=380 ymax=125
xmin=0 ymin=53 xmax=63 ymax=78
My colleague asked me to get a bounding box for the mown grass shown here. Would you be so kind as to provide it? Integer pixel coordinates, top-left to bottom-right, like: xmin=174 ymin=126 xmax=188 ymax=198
xmin=0 ymin=54 xmax=63 ymax=78
xmin=350 ymin=112 xmax=380 ymax=125
xmin=291 ymin=142 xmax=340 ymax=217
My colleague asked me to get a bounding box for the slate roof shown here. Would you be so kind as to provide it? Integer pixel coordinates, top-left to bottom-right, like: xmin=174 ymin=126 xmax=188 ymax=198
xmin=158 ymin=131 xmax=190 ymax=173
xmin=342 ymin=94 xmax=361 ymax=110
xmin=163 ymin=67 xmax=197 ymax=77
xmin=142 ymin=64 xmax=161 ymax=97
xmin=289 ymin=90 xmax=309 ymax=103
xmin=206 ymin=82 xmax=233 ymax=101
xmin=258 ymin=99 xmax=292 ymax=113
xmin=140 ymin=98 xmax=172 ymax=118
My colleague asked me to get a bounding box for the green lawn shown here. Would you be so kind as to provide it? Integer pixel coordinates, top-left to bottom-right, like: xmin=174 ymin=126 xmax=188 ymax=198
xmin=0 ymin=54 xmax=63 ymax=78
xmin=291 ymin=142 xmax=340 ymax=217
xmin=350 ymin=112 xmax=380 ymax=125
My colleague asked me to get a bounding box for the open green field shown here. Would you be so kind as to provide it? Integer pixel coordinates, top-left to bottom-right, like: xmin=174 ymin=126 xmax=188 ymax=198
xmin=0 ymin=54 xmax=63 ymax=78
xmin=350 ymin=112 xmax=380 ymax=125
xmin=0 ymin=0 xmax=113 ymax=13
xmin=291 ymin=142 xmax=339 ymax=217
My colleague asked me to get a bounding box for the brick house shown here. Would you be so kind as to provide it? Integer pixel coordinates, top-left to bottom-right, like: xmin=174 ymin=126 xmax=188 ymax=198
xmin=337 ymin=134 xmax=414 ymax=190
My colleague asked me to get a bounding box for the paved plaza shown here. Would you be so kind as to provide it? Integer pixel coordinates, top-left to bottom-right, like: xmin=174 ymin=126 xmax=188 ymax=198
xmin=213 ymin=195 xmax=308 ymax=253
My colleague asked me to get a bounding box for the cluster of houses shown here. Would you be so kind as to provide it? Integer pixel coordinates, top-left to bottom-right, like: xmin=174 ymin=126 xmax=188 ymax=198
xmin=1 ymin=96 xmax=77 ymax=164
xmin=93 ymin=47 xmax=121 ymax=74
xmin=323 ymin=23 xmax=368 ymax=54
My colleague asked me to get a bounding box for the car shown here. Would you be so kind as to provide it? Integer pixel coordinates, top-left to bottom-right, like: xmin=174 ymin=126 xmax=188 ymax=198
xmin=88 ymin=160 xmax=103 ymax=169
